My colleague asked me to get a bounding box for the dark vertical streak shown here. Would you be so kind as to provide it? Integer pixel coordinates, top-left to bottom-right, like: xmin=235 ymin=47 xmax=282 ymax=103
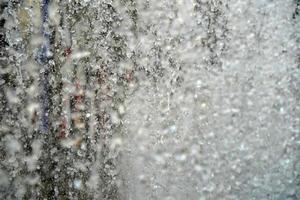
xmin=38 ymin=0 xmax=51 ymax=133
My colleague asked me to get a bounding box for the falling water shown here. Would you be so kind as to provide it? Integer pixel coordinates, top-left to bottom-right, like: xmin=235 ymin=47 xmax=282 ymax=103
xmin=0 ymin=0 xmax=299 ymax=199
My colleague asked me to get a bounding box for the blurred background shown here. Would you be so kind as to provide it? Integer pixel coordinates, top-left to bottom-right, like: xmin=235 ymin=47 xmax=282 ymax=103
xmin=0 ymin=0 xmax=299 ymax=199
